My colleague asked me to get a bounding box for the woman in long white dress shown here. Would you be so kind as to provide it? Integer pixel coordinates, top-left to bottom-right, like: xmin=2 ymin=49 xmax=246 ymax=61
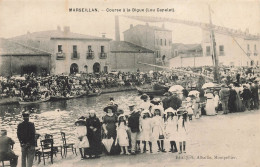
xmin=205 ymin=90 xmax=216 ymax=116
xmin=213 ymin=91 xmax=220 ymax=112
xmin=75 ymin=117 xmax=89 ymax=159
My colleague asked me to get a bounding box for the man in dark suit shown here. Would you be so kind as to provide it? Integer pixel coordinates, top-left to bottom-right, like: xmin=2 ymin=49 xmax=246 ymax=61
xmin=219 ymin=84 xmax=230 ymax=114
xmin=241 ymin=85 xmax=252 ymax=111
xmin=128 ymin=104 xmax=140 ymax=155
xmin=0 ymin=129 xmax=18 ymax=167
xmin=251 ymin=81 xmax=259 ymax=110
xmin=17 ymin=111 xmax=36 ymax=167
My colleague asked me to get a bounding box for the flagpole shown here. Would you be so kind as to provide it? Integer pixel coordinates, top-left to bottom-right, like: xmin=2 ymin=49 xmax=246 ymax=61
xmin=208 ymin=4 xmax=220 ymax=83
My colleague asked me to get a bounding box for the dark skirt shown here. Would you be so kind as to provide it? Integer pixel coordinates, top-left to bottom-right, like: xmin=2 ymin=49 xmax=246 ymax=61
xmin=87 ymin=133 xmax=102 ymax=156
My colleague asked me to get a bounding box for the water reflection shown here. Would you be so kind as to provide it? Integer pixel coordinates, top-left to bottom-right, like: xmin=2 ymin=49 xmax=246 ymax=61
xmin=0 ymin=91 xmax=141 ymax=153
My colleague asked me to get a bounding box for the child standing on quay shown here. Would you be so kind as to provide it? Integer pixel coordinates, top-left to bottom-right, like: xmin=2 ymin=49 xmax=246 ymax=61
xmin=165 ymin=107 xmax=178 ymax=153
xmin=151 ymin=105 xmax=166 ymax=152
xmin=140 ymin=110 xmax=153 ymax=153
xmin=116 ymin=115 xmax=130 ymax=155
xmin=177 ymin=109 xmax=189 ymax=154
xmin=75 ymin=116 xmax=89 ymax=159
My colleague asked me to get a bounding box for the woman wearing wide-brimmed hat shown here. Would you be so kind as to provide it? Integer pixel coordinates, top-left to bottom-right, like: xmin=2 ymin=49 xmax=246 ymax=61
xmin=205 ymin=89 xmax=216 ymax=116
xmin=139 ymin=94 xmax=152 ymax=111
xmin=102 ymin=105 xmax=120 ymax=155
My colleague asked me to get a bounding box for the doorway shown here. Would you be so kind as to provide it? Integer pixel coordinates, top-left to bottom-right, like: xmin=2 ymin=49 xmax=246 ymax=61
xmin=93 ymin=63 xmax=100 ymax=73
xmin=22 ymin=65 xmax=37 ymax=76
xmin=70 ymin=63 xmax=79 ymax=74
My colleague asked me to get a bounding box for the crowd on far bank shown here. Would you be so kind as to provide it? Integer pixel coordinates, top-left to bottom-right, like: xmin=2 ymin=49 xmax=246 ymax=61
xmin=0 ymin=66 xmax=259 ymax=102
xmin=0 ymin=72 xmax=152 ymax=101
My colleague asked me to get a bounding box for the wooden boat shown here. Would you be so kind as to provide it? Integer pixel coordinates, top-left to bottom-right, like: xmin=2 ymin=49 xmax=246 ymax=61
xmin=50 ymin=94 xmax=85 ymax=101
xmin=136 ymin=87 xmax=167 ymax=96
xmin=87 ymin=91 xmax=102 ymax=97
xmin=19 ymin=96 xmax=50 ymax=105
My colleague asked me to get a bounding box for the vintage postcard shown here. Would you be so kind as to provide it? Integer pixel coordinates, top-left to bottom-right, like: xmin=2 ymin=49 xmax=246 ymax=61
xmin=0 ymin=0 xmax=259 ymax=167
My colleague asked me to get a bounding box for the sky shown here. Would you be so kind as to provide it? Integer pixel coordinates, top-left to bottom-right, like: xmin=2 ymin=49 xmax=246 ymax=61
xmin=0 ymin=0 xmax=259 ymax=44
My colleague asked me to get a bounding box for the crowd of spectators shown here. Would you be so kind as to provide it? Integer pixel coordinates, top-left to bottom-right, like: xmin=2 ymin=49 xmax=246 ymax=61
xmin=0 ymin=66 xmax=259 ymax=102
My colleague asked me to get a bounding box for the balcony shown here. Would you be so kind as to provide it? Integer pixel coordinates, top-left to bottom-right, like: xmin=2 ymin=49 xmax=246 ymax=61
xmin=56 ymin=53 xmax=66 ymax=60
xmin=71 ymin=52 xmax=80 ymax=60
xmin=99 ymin=52 xmax=107 ymax=59
xmin=86 ymin=52 xmax=95 ymax=59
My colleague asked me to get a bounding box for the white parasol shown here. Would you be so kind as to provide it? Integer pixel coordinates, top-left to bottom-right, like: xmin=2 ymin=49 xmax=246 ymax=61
xmin=169 ymin=85 xmax=184 ymax=92
xmin=202 ymin=82 xmax=215 ymax=89
xmin=188 ymin=90 xmax=200 ymax=96
xmin=102 ymin=138 xmax=114 ymax=153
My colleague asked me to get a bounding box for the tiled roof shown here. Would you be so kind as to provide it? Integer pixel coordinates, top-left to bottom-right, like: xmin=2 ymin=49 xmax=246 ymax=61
xmin=122 ymin=16 xmax=259 ymax=40
xmin=11 ymin=30 xmax=111 ymax=41
xmin=0 ymin=38 xmax=50 ymax=56
xmin=110 ymin=41 xmax=154 ymax=53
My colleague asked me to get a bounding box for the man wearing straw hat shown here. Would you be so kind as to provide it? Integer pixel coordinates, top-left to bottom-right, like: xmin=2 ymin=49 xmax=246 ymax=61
xmin=17 ymin=111 xmax=35 ymax=167
xmin=0 ymin=129 xmax=18 ymax=167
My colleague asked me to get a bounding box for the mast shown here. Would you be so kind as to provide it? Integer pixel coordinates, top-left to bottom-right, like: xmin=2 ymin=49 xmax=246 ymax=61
xmin=208 ymin=5 xmax=220 ymax=83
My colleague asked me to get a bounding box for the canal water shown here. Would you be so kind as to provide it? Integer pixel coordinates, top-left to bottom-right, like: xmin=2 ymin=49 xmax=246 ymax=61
xmin=0 ymin=91 xmax=143 ymax=154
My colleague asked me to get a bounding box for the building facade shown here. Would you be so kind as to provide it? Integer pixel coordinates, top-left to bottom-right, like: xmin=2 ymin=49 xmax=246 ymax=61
xmin=170 ymin=28 xmax=260 ymax=68
xmin=0 ymin=38 xmax=51 ymax=76
xmin=11 ymin=26 xmax=111 ymax=75
xmin=109 ymin=41 xmax=155 ymax=72
xmin=170 ymin=43 xmax=203 ymax=67
xmin=201 ymin=28 xmax=259 ymax=67
xmin=123 ymin=24 xmax=172 ymax=65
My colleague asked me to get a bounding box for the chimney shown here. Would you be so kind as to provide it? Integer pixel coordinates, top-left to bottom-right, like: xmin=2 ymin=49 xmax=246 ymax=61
xmin=27 ymin=31 xmax=30 ymax=34
xmin=115 ymin=16 xmax=120 ymax=41
xmin=64 ymin=26 xmax=70 ymax=33
xmin=57 ymin=26 xmax=61 ymax=31
xmin=146 ymin=22 xmax=149 ymax=26
xmin=102 ymin=33 xmax=106 ymax=38
xmin=130 ymin=24 xmax=133 ymax=29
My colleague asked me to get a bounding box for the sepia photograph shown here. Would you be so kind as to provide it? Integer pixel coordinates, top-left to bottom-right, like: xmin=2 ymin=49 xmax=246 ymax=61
xmin=0 ymin=0 xmax=259 ymax=166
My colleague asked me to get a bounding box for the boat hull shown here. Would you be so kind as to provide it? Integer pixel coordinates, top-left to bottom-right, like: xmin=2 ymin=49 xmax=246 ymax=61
xmin=137 ymin=87 xmax=167 ymax=96
xmin=19 ymin=97 xmax=50 ymax=105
